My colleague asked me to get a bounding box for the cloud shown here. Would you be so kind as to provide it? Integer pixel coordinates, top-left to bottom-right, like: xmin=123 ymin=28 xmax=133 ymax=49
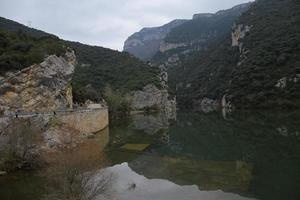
xmin=0 ymin=0 xmax=253 ymax=50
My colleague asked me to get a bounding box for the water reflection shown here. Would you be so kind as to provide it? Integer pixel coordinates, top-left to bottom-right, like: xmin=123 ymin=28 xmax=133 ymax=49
xmin=0 ymin=110 xmax=299 ymax=200
xmin=108 ymin=110 xmax=300 ymax=200
xmin=98 ymin=163 xmax=255 ymax=200
xmin=0 ymin=127 xmax=110 ymax=200
xmin=132 ymin=113 xmax=170 ymax=135
xmin=129 ymin=156 xmax=253 ymax=192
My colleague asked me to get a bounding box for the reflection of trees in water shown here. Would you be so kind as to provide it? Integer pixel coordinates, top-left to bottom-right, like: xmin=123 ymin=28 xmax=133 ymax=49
xmin=129 ymin=154 xmax=254 ymax=193
xmin=0 ymin=120 xmax=43 ymax=171
xmin=43 ymin=162 xmax=112 ymax=200
xmin=165 ymin=110 xmax=300 ymax=162
xmin=108 ymin=110 xmax=300 ymax=200
xmin=164 ymin=110 xmax=300 ymax=200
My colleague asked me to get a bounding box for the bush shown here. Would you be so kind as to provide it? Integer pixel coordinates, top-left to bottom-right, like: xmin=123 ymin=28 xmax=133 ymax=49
xmin=0 ymin=29 xmax=65 ymax=75
xmin=0 ymin=120 xmax=42 ymax=171
xmin=103 ymin=85 xmax=131 ymax=120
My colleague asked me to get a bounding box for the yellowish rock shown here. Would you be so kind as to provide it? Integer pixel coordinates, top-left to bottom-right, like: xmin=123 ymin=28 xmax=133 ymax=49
xmin=121 ymin=143 xmax=150 ymax=152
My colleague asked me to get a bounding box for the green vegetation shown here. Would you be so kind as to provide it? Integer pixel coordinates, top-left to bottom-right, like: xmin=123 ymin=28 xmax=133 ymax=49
xmin=174 ymin=0 xmax=300 ymax=108
xmin=0 ymin=29 xmax=65 ymax=75
xmin=165 ymin=9 xmax=243 ymax=43
xmin=103 ymin=85 xmax=131 ymax=120
xmin=68 ymin=41 xmax=161 ymax=102
xmin=152 ymin=3 xmax=251 ymax=95
xmin=44 ymin=163 xmax=111 ymax=200
xmin=0 ymin=121 xmax=41 ymax=171
xmin=0 ymin=17 xmax=161 ymax=106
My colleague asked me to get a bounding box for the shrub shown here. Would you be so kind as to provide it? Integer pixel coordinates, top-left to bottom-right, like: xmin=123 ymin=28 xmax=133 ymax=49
xmin=103 ymin=85 xmax=131 ymax=120
xmin=0 ymin=120 xmax=42 ymax=171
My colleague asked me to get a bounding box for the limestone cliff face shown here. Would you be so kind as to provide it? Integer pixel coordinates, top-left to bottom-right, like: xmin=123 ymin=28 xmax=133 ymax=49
xmin=130 ymin=84 xmax=176 ymax=119
xmin=0 ymin=51 xmax=76 ymax=114
xmin=231 ymin=24 xmax=251 ymax=51
xmin=123 ymin=19 xmax=187 ymax=61
xmin=159 ymin=42 xmax=187 ymax=53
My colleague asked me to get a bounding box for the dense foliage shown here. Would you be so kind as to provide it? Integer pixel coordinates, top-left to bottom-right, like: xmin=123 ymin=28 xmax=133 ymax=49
xmin=0 ymin=29 xmax=65 ymax=75
xmin=165 ymin=8 xmax=245 ymax=43
xmin=152 ymin=3 xmax=251 ymax=82
xmin=177 ymin=0 xmax=300 ymax=108
xmin=0 ymin=17 xmax=52 ymax=38
xmin=67 ymin=41 xmax=161 ymax=102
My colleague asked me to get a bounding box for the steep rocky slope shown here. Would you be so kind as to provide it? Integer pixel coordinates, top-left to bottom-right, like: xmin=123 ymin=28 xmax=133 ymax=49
xmin=123 ymin=20 xmax=187 ymax=61
xmin=124 ymin=3 xmax=251 ymax=64
xmin=124 ymin=3 xmax=252 ymax=100
xmin=154 ymin=3 xmax=251 ymax=65
xmin=177 ymin=0 xmax=300 ymax=109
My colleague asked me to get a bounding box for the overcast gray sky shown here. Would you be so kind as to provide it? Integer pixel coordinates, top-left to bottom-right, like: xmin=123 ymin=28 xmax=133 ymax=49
xmin=0 ymin=0 xmax=252 ymax=50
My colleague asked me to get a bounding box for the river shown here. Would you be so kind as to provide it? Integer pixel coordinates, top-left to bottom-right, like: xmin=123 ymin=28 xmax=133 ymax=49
xmin=0 ymin=110 xmax=299 ymax=200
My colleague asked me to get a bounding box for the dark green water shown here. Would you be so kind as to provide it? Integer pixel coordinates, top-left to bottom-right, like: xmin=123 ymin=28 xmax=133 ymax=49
xmin=0 ymin=110 xmax=300 ymax=200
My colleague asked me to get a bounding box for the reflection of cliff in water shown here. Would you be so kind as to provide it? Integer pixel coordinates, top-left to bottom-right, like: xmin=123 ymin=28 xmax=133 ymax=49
xmin=129 ymin=155 xmax=253 ymax=192
xmin=131 ymin=112 xmax=170 ymax=135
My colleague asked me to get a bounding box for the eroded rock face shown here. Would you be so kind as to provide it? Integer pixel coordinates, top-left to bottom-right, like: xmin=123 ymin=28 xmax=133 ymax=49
xmin=131 ymin=84 xmax=168 ymax=110
xmin=130 ymin=84 xmax=176 ymax=118
xmin=231 ymin=24 xmax=251 ymax=52
xmin=0 ymin=51 xmax=76 ymax=114
xmin=159 ymin=42 xmax=187 ymax=53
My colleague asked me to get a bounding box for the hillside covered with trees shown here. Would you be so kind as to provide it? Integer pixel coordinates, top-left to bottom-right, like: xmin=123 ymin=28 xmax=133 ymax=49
xmin=0 ymin=17 xmax=161 ymax=103
xmin=172 ymin=0 xmax=300 ymax=108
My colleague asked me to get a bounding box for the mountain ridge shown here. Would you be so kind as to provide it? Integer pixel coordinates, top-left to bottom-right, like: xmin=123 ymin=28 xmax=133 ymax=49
xmin=123 ymin=19 xmax=188 ymax=61
xmin=124 ymin=2 xmax=252 ymax=62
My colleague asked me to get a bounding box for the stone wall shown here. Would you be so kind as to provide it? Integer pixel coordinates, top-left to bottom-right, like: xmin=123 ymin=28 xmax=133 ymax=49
xmin=57 ymin=108 xmax=109 ymax=136
xmin=0 ymin=108 xmax=109 ymax=152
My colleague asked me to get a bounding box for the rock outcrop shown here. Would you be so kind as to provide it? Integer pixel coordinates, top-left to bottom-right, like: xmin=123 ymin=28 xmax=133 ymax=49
xmin=0 ymin=50 xmax=76 ymax=114
xmin=123 ymin=19 xmax=187 ymax=61
xmin=231 ymin=24 xmax=251 ymax=53
xmin=130 ymin=84 xmax=176 ymax=119
xmin=159 ymin=42 xmax=187 ymax=53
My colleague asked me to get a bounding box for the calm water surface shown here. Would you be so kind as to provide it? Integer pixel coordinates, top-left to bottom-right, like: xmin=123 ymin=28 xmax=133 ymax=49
xmin=0 ymin=110 xmax=299 ymax=200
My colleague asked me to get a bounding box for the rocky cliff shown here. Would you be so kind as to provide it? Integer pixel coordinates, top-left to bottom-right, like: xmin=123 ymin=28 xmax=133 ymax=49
xmin=130 ymin=84 xmax=176 ymax=119
xmin=123 ymin=19 xmax=187 ymax=61
xmin=124 ymin=3 xmax=251 ymax=64
xmin=0 ymin=50 xmax=76 ymax=114
xmin=124 ymin=4 xmax=252 ymax=103
xmin=153 ymin=3 xmax=251 ymax=65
